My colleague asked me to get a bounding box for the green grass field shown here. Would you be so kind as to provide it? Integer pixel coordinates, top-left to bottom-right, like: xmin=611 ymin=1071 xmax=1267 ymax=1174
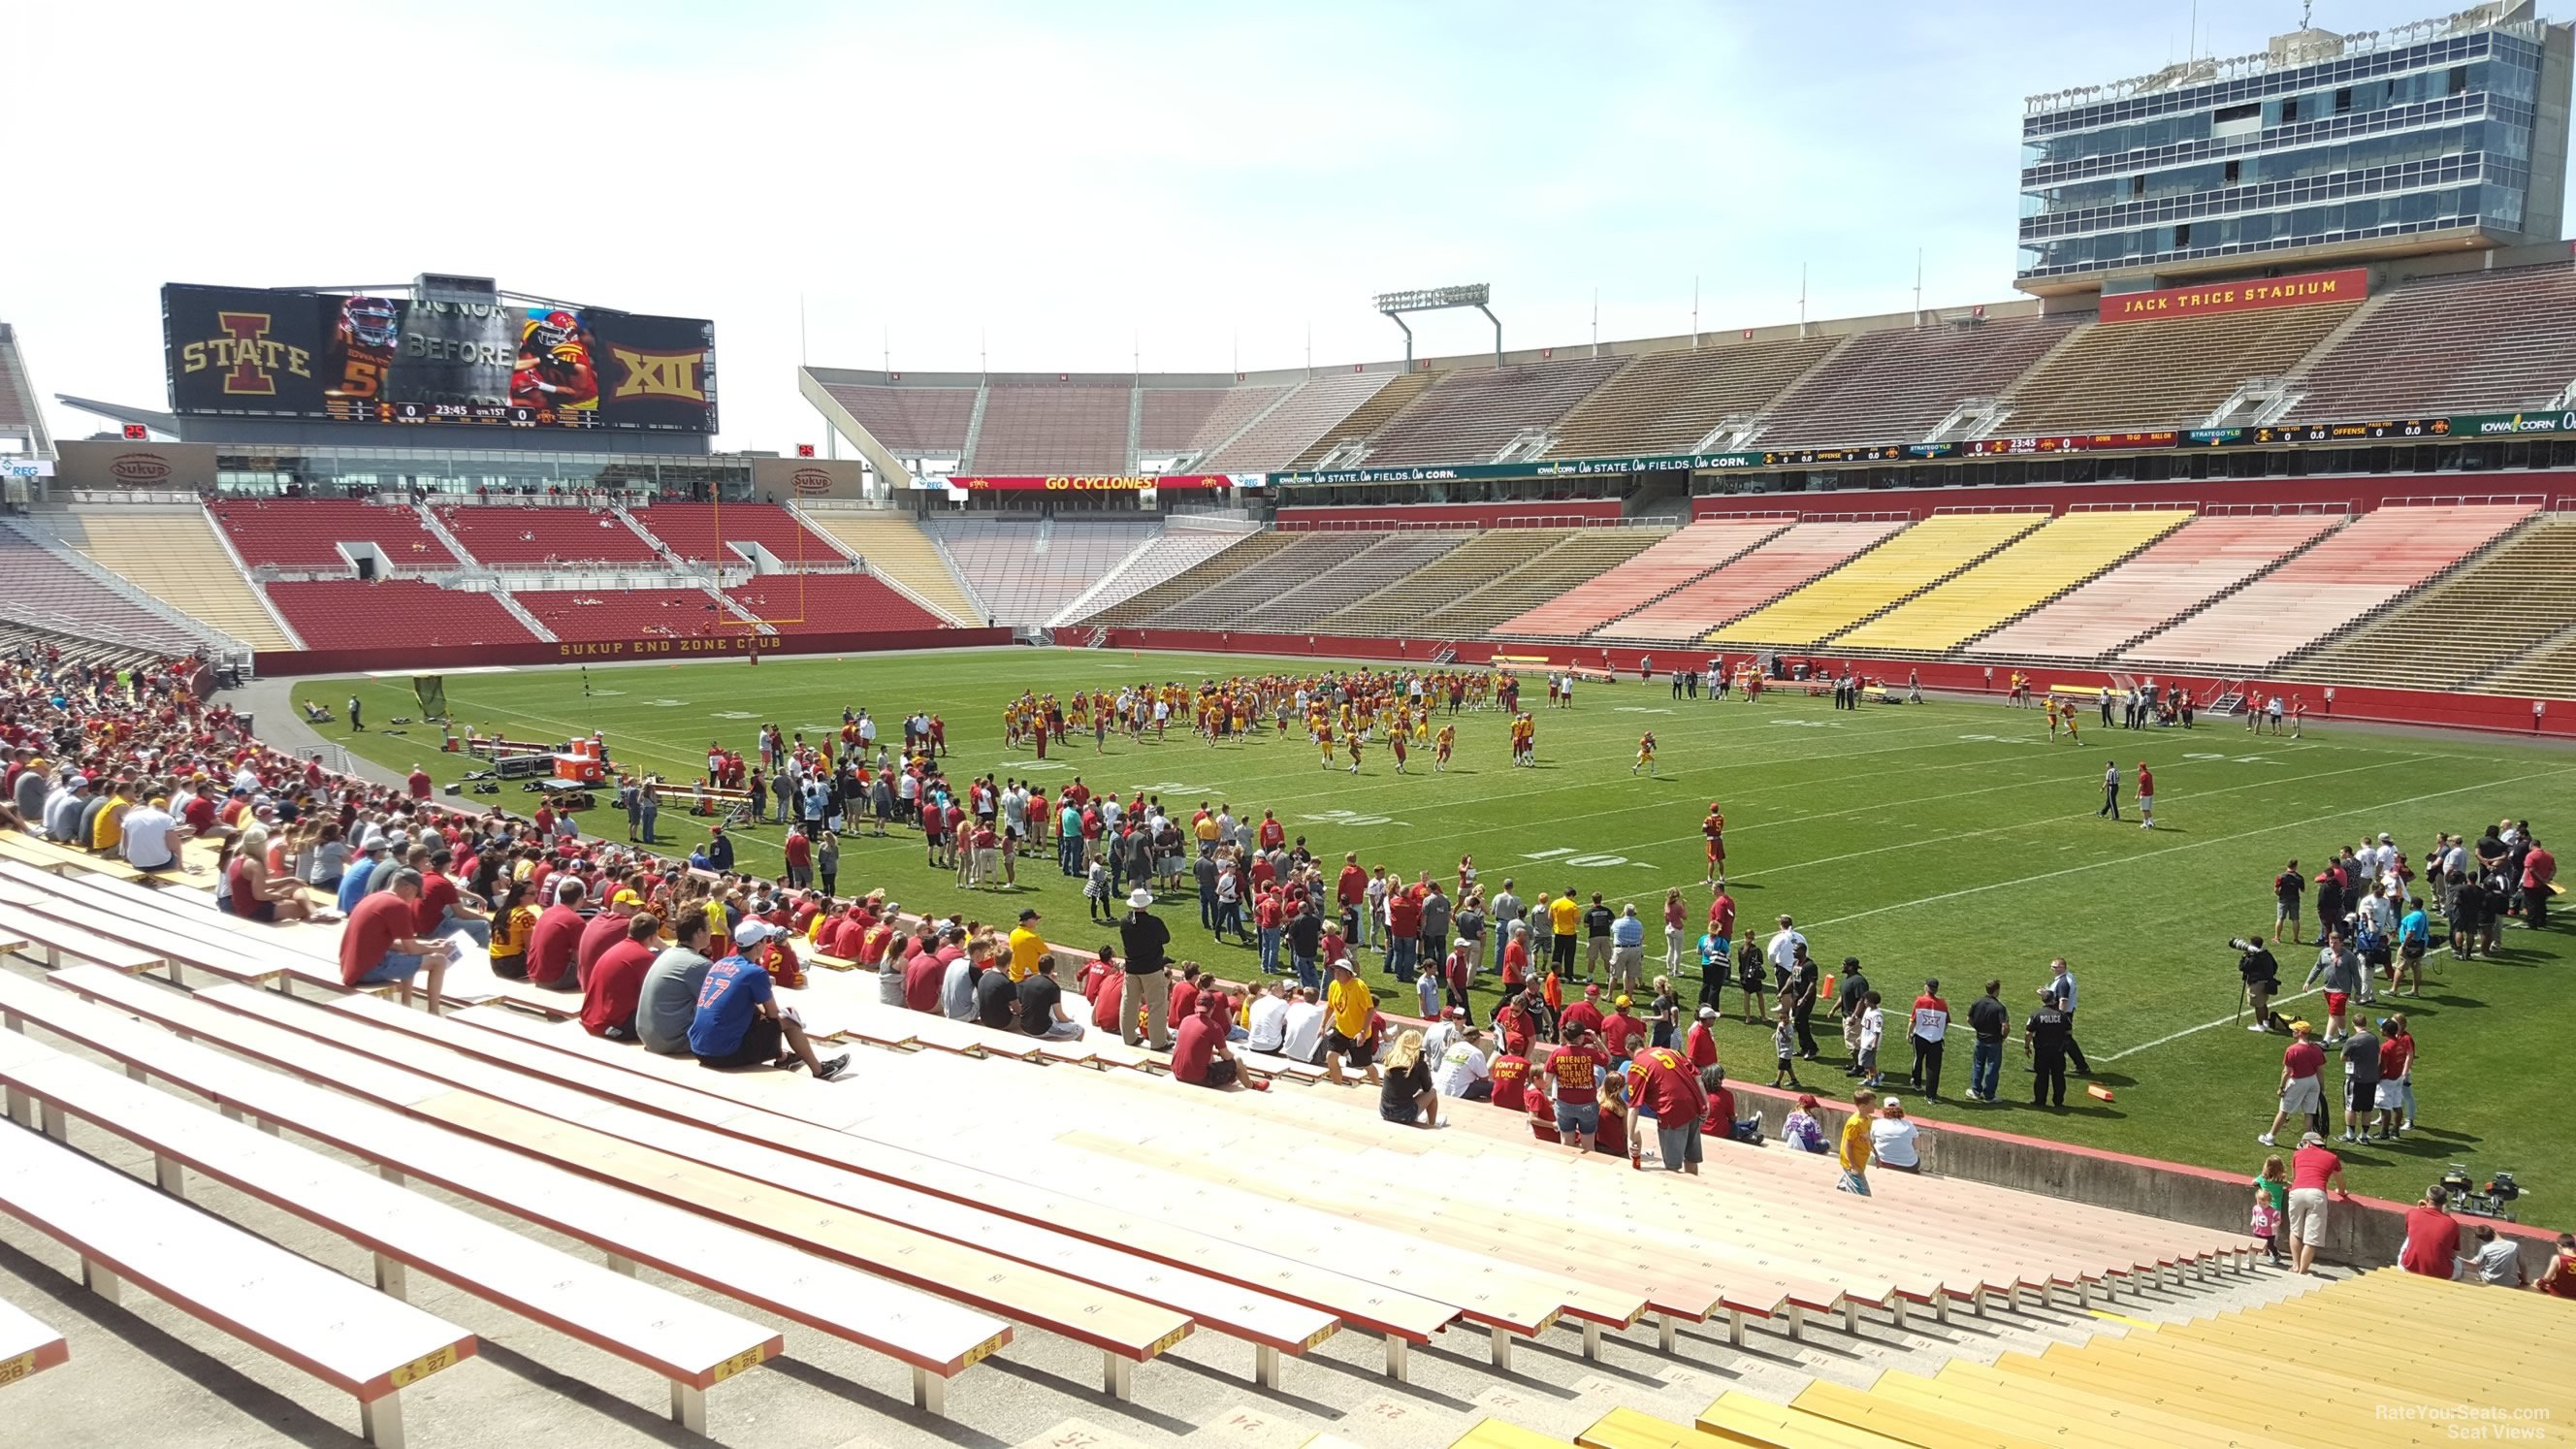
xmin=313 ymin=647 xmax=2576 ymax=1223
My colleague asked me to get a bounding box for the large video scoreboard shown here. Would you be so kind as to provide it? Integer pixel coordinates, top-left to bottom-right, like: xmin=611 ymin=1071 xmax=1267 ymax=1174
xmin=163 ymin=281 xmax=718 ymax=434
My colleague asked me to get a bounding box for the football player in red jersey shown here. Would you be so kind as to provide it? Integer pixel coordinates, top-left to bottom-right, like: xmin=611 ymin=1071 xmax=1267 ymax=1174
xmin=513 ymin=308 xmax=599 ymax=414
xmin=326 ymin=295 xmax=402 ymax=409
xmin=1701 ymin=802 xmax=1727 ymax=886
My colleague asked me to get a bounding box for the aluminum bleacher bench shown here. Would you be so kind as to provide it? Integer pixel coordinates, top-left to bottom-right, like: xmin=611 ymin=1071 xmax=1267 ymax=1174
xmin=0 ymin=1026 xmax=783 ymax=1433
xmin=0 ymin=899 xmax=165 ymax=974
xmin=0 ymin=969 xmax=1011 ymax=1413
xmin=0 ymin=830 xmax=150 ymax=883
xmin=0 ymin=1297 xmax=68 ymax=1391
xmin=0 ymin=886 xmax=280 ymax=986
xmin=44 ymin=968 xmax=1195 ymax=1400
xmin=0 ymin=1111 xmax=474 ymax=1448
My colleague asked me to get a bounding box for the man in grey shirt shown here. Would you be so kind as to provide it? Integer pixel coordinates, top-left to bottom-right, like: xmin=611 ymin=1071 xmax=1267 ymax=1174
xmin=1488 ymin=880 xmax=1523 ymax=975
xmin=636 ymin=915 xmax=717 ymax=1055
xmin=12 ymin=757 xmax=50 ymax=827
xmin=45 ymin=777 xmax=93 ymax=843
xmin=2305 ymin=928 xmax=2364 ymax=1045
xmin=940 ymin=938 xmax=980 ymax=1020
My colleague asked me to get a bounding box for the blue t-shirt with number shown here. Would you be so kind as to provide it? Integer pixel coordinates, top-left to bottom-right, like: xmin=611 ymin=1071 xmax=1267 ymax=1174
xmin=688 ymin=953 xmax=773 ymax=1057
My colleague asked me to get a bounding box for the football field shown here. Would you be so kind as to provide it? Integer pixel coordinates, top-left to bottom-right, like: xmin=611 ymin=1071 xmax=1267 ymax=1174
xmin=313 ymin=646 xmax=2576 ymax=1222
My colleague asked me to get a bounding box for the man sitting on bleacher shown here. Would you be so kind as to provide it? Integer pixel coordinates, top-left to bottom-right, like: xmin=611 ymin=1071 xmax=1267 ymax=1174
xmin=339 ymin=868 xmax=457 ymax=1014
xmin=637 ymin=913 xmax=717 ymax=1055
xmin=526 ymin=878 xmax=587 ymax=990
xmin=117 ymin=792 xmax=184 ymax=874
xmin=583 ymin=911 xmax=664 ymax=1042
xmin=687 ymin=937 xmax=848 ymax=1080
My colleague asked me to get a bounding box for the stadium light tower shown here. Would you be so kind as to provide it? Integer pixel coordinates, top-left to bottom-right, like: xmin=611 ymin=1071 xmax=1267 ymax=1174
xmin=1373 ymin=284 xmax=1499 ymax=369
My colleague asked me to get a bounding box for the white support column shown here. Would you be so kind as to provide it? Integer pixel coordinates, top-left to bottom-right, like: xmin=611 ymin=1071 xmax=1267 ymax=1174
xmin=1489 ymin=1326 xmax=1513 ymax=1371
xmin=81 ymin=1257 xmax=122 ymax=1305
xmin=165 ymin=962 xmax=187 ymax=989
xmin=378 ymin=1165 xmax=405 ymax=1186
xmin=1727 ymin=1309 xmax=1745 ymax=1348
xmin=218 ymin=1105 xmax=243 ymax=1123
xmin=911 ymin=1368 xmax=947 ymax=1416
xmin=153 ymin=1153 xmax=185 ymax=1198
xmin=1971 ymin=1287 xmax=1987 ymax=1317
xmin=1581 ymin=1322 xmax=1601 ymax=1360
xmin=1103 ymin=1354 xmax=1133 ymax=1400
xmin=359 ymin=1395 xmax=405 ymax=1449
xmin=2 ymin=1008 xmax=19 ymax=1034
xmin=1786 ymin=1304 xmax=1805 ymax=1340
xmin=40 ymin=1102 xmax=65 ymax=1142
xmin=1383 ymin=1334 xmax=1409 ymax=1379
xmin=2077 ymin=1280 xmax=2094 ymax=1309
xmin=373 ymin=1253 xmax=408 ymax=1302
xmin=125 ymin=1063 xmax=148 ymax=1082
xmin=2006 ymin=1285 xmax=2023 ymax=1311
xmin=257 ymin=1118 xmax=280 ymax=1138
xmin=1658 ymin=1313 xmax=1678 ymax=1352
xmin=1891 ymin=1297 xmax=1909 ymax=1331
xmin=669 ymin=1383 xmax=706 ymax=1435
xmin=1255 ymin=1345 xmax=1280 ymax=1390
xmin=604 ymin=1253 xmax=637 ymax=1276
xmin=5 ymin=1085 xmax=28 ymax=1129
xmin=1840 ymin=1300 xmax=1859 ymax=1334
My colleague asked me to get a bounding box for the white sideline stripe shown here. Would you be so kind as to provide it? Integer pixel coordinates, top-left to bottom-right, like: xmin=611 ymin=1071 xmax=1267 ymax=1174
xmin=2098 ymin=986 xmax=2326 ymax=1063
xmin=1794 ymin=764 xmax=2576 ymax=932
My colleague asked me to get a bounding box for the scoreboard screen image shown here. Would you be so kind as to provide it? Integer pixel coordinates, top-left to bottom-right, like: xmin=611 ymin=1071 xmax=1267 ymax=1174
xmin=163 ymin=283 xmax=718 ymax=434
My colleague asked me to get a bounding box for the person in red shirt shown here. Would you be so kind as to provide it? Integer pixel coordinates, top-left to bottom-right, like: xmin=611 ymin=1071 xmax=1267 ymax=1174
xmin=1257 ymin=810 xmax=1285 ymax=852
xmin=405 ymin=763 xmax=434 ymax=800
xmin=576 ymin=888 xmax=643 ymax=989
xmin=1490 ymin=1049 xmax=1530 ymax=1112
xmin=1169 ymin=964 xmax=1203 ymax=1025
xmin=1602 ymin=996 xmax=1644 ymax=1057
xmin=1335 ymin=854 xmax=1368 ymax=942
xmin=1632 ymin=1045 xmax=1710 ymax=1174
xmin=1546 ymin=1027 xmax=1605 ymax=1152
xmin=902 ymin=939 xmax=948 ymax=1013
xmin=1525 ymin=1059 xmax=1561 ymax=1143
xmin=2523 ymin=833 xmax=2556 ymax=930
xmin=1172 ymin=994 xmax=1249 ymax=1090
xmin=525 ymin=878 xmax=587 ymax=990
xmin=2399 ymin=1187 xmax=2462 ymax=1278
xmin=1701 ymin=803 xmax=1727 ymax=886
xmin=783 ymin=826 xmax=812 ymax=888
xmin=338 ymin=871 xmax=454 ymax=1012
xmin=1560 ymin=984 xmax=1606 ymax=1043
xmin=1685 ymin=1005 xmax=1719 ymax=1069
xmin=2285 ymin=1132 xmax=2347 ymax=1274
xmin=580 ymin=913 xmax=661 ymax=1039
xmin=1698 ymin=1063 xmax=1745 ymax=1146
xmin=2264 ymin=1020 xmax=2328 ymax=1146
xmin=2136 ymin=761 xmax=2155 ymax=830
xmin=1500 ymin=923 xmax=1530 ymax=997
xmin=1907 ymin=979 xmax=1950 ymax=1100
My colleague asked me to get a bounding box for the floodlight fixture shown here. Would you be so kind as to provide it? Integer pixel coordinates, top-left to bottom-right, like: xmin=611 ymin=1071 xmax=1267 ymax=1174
xmin=1372 ymin=283 xmax=1501 ymax=367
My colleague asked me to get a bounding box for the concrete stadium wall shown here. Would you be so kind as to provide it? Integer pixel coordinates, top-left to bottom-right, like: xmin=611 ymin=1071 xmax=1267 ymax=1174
xmin=256 ymin=626 xmax=1013 ymax=677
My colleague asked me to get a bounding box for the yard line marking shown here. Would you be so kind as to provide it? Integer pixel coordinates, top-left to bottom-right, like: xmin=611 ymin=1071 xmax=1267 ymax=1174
xmin=1794 ymin=765 xmax=2576 ymax=931
xmin=2098 ymin=986 xmax=2325 ymax=1064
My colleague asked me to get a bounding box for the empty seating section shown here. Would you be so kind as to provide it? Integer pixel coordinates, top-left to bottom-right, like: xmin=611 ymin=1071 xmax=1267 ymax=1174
xmin=1240 ymin=531 xmax=1471 ymax=630
xmin=2123 ymin=503 xmax=2537 ymax=670
xmin=1144 ymin=531 xmax=1384 ymax=629
xmin=1362 ymin=358 xmax=1629 ymax=467
xmin=1595 ymin=521 xmax=1910 ymax=645
xmin=2482 ymin=631 xmax=2576 ymax=700
xmin=927 ymin=519 xmax=1159 ymax=628
xmin=1415 ymin=530 xmax=1673 ymax=636
xmin=2282 ymin=517 xmax=2576 ymax=692
xmin=435 ymin=505 xmax=660 ymax=565
xmin=50 ymin=511 xmax=295 ymax=650
xmin=1708 ymin=514 xmax=2043 ymax=647
xmin=630 ymin=502 xmax=842 ymax=563
xmin=1760 ymin=315 xmax=2085 ymax=445
xmin=266 ymin=580 xmax=537 ymax=649
xmin=513 ymin=587 xmax=734 ymax=642
xmin=820 ymin=382 xmax=978 ymax=455
xmin=1495 ymin=520 xmax=1792 ymax=638
xmin=965 ymin=384 xmax=1132 ymax=472
xmin=1547 ymin=338 xmax=1840 ymax=457
xmin=805 ymin=514 xmax=983 ymax=624
xmin=2000 ymin=305 xmax=2358 ymax=435
xmin=723 ymin=573 xmax=950 ymax=634
xmin=1165 ymin=383 xmax=1289 ymax=459
xmin=0 ymin=528 xmax=210 ymax=657
xmin=1061 ymin=527 xmax=1255 ymax=624
xmin=1834 ymin=510 xmax=2194 ymax=653
xmin=1969 ymin=513 xmax=2343 ymax=660
xmin=207 ymin=499 xmax=458 ymax=570
xmin=1321 ymin=530 xmax=1576 ymax=635
xmin=1079 ymin=531 xmax=1303 ymax=626
xmin=1138 ymin=387 xmax=1232 ymax=456
xmin=1204 ymin=371 xmax=1401 ymax=471
xmin=2289 ymin=263 xmax=2576 ymax=419
xmin=1284 ymin=370 xmax=1438 ymax=468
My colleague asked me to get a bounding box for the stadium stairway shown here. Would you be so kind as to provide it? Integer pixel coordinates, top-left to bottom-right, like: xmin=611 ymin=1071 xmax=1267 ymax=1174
xmin=801 ymin=513 xmax=986 ymax=626
xmin=1829 ymin=509 xmax=2195 ymax=655
xmin=1994 ymin=304 xmax=2362 ymax=435
xmin=1705 ymin=513 xmax=2045 ymax=649
xmin=2280 ymin=515 xmax=2576 ymax=693
xmin=47 ymin=508 xmax=297 ymax=652
xmin=1413 ymin=529 xmax=1675 ymax=639
xmin=1282 ymin=370 xmax=1437 ymax=468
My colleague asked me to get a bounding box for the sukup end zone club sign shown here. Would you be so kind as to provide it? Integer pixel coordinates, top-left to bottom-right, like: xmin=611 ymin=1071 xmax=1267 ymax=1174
xmin=923 ymin=473 xmax=1240 ymax=492
xmin=2098 ymin=267 xmax=2367 ymax=324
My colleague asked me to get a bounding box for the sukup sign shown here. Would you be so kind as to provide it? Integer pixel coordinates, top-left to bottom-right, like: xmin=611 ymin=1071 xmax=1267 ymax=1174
xmin=2099 ymin=267 xmax=2367 ymax=324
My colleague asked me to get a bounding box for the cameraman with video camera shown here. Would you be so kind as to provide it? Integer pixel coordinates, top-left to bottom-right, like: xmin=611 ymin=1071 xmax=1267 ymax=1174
xmin=2235 ymin=934 xmax=2282 ymax=1032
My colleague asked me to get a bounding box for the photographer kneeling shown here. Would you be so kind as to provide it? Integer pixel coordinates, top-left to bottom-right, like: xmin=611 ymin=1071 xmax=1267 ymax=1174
xmin=2236 ymin=935 xmax=2282 ymax=1031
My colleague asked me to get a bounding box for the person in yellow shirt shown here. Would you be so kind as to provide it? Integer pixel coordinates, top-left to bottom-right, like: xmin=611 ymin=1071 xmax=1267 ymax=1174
xmin=1838 ymin=1087 xmax=1878 ymax=1196
xmin=1547 ymin=889 xmax=1582 ymax=980
xmin=1324 ymin=959 xmax=1380 ymax=1086
xmin=89 ymin=780 xmax=134 ymax=854
xmin=1007 ymin=909 xmax=1047 ymax=982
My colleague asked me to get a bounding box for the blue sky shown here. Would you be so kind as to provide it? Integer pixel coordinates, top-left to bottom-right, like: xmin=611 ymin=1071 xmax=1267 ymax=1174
xmin=13 ymin=0 xmax=2560 ymax=452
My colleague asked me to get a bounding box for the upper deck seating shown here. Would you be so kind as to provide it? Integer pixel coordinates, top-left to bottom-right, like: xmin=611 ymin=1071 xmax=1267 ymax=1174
xmin=1147 ymin=384 xmax=1290 ymax=461
xmin=208 ymin=499 xmax=459 ymax=570
xmin=1362 ymin=358 xmax=1628 ymax=467
xmin=819 ymin=381 xmax=979 ymax=456
xmin=1594 ymin=520 xmax=1911 ymax=645
xmin=1204 ymin=372 xmax=1402 ymax=471
xmin=964 ymin=384 xmax=1132 ymax=473
xmin=1759 ymin=314 xmax=2084 ymax=445
xmin=1999 ymin=305 xmax=2359 ymax=435
xmin=265 ymin=580 xmax=537 ymax=649
xmin=1493 ymin=520 xmax=1792 ymax=638
xmin=435 ymin=504 xmax=660 ymax=565
xmin=2287 ymin=262 xmax=2576 ymax=420
xmin=628 ymin=502 xmax=842 ymax=564
xmin=1968 ymin=513 xmax=2343 ymax=661
xmin=1833 ymin=510 xmax=2194 ymax=652
xmin=2122 ymin=503 xmax=2537 ymax=670
xmin=1282 ymin=370 xmax=1440 ymax=469
xmin=1545 ymin=337 xmax=1841 ymax=456
xmin=1704 ymin=516 xmax=2039 ymax=647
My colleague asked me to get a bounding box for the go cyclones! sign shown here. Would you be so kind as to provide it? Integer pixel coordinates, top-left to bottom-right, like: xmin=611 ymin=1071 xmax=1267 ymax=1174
xmin=926 ymin=473 xmax=1240 ymax=492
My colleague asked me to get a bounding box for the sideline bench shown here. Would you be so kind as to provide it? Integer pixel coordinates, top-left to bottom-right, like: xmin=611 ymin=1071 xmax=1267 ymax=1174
xmin=0 ymin=1298 xmax=68 ymax=1391
xmin=0 ymin=1028 xmax=782 ymax=1433
xmin=0 ymin=1116 xmax=474 ymax=1448
xmin=47 ymin=968 xmax=1191 ymax=1400
xmin=2 ymin=969 xmax=1012 ymax=1413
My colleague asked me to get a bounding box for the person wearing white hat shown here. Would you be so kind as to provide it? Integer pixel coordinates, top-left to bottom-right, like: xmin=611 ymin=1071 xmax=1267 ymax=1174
xmin=1118 ymin=887 xmax=1173 ymax=1050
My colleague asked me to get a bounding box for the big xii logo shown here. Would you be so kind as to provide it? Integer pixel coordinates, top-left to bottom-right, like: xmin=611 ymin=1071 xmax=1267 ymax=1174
xmin=609 ymin=347 xmax=706 ymax=402
xmin=178 ymin=311 xmax=312 ymax=396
